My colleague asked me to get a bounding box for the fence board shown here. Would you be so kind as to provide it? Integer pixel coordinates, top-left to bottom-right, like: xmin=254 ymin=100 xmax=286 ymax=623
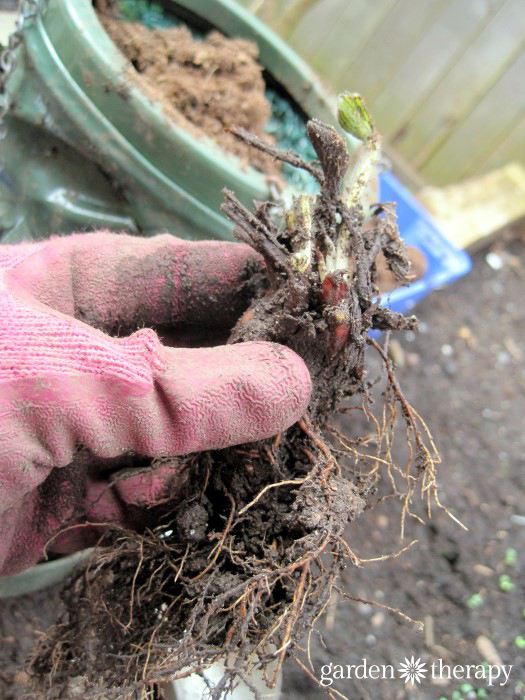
xmin=397 ymin=0 xmax=525 ymax=168
xmin=240 ymin=0 xmax=525 ymax=185
xmin=332 ymin=0 xmax=451 ymax=101
xmin=287 ymin=0 xmax=398 ymax=86
xmin=482 ymin=110 xmax=525 ymax=174
xmin=421 ymin=49 xmax=525 ymax=183
xmin=370 ymin=0 xmax=504 ymax=139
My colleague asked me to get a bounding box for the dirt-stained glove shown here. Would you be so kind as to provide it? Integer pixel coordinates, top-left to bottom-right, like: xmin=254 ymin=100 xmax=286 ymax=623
xmin=0 ymin=233 xmax=311 ymax=575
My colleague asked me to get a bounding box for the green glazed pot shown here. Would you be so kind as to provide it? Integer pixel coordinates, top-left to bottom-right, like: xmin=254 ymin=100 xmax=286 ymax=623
xmin=0 ymin=0 xmax=343 ymax=244
xmin=0 ymin=549 xmax=93 ymax=598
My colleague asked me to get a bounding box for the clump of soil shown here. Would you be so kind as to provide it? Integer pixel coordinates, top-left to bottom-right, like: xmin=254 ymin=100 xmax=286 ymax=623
xmin=96 ymin=3 xmax=281 ymax=176
xmin=29 ymin=117 xmax=440 ymax=699
xmin=377 ymin=246 xmax=427 ymax=293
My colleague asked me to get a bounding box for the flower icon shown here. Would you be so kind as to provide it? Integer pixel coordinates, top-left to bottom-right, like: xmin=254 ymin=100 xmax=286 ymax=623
xmin=398 ymin=656 xmax=428 ymax=684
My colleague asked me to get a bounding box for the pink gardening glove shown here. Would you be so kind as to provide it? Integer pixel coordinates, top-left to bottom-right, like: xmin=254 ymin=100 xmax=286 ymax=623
xmin=0 ymin=232 xmax=311 ymax=575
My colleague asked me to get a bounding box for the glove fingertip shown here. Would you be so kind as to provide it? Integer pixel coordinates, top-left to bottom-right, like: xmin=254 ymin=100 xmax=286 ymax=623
xmin=232 ymin=341 xmax=312 ymax=440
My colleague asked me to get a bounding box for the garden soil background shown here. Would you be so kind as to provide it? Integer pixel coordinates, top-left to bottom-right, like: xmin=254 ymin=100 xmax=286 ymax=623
xmin=1 ymin=230 xmax=524 ymax=699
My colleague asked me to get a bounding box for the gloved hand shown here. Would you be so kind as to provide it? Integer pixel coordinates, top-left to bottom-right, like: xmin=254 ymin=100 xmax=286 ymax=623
xmin=0 ymin=232 xmax=311 ymax=576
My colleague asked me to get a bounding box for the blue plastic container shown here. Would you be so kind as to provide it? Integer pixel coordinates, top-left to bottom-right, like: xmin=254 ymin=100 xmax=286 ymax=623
xmin=378 ymin=171 xmax=471 ymax=315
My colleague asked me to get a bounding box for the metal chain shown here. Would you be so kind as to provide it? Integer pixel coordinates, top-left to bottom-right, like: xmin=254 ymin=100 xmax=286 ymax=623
xmin=0 ymin=0 xmax=42 ymax=158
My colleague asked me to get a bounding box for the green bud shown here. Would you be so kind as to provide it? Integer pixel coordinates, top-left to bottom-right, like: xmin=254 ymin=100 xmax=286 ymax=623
xmin=467 ymin=593 xmax=483 ymax=609
xmin=504 ymin=547 xmax=518 ymax=566
xmin=499 ymin=573 xmax=515 ymax=592
xmin=337 ymin=92 xmax=374 ymax=142
xmin=515 ymin=635 xmax=525 ymax=649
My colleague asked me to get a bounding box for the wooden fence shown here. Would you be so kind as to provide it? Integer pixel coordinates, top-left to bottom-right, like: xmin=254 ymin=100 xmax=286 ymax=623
xmin=240 ymin=0 xmax=525 ymax=186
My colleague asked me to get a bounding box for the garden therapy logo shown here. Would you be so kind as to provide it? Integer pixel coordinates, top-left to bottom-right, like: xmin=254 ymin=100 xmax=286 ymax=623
xmin=398 ymin=656 xmax=427 ymax=684
xmin=319 ymin=658 xmax=513 ymax=688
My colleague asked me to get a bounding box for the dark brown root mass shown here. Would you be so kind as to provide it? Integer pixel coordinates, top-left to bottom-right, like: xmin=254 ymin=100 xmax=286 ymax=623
xmin=29 ymin=121 xmax=440 ymax=700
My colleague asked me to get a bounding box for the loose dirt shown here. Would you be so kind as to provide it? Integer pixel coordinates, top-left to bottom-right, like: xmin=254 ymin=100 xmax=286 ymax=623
xmin=97 ymin=6 xmax=281 ymax=177
xmin=377 ymin=245 xmax=427 ymax=293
